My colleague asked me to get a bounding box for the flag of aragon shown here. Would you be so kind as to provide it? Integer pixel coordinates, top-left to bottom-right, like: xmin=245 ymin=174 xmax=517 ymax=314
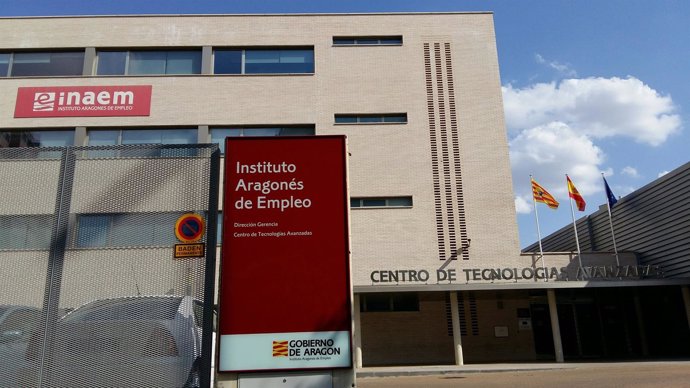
xmin=531 ymin=178 xmax=559 ymax=209
xmin=566 ymin=175 xmax=586 ymax=211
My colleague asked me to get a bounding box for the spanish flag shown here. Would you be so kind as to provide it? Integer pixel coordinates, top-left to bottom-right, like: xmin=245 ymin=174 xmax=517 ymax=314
xmin=531 ymin=178 xmax=559 ymax=209
xmin=566 ymin=175 xmax=586 ymax=211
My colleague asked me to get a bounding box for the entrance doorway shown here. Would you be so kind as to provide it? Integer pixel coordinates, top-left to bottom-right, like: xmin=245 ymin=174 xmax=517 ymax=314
xmin=529 ymin=286 xmax=689 ymax=360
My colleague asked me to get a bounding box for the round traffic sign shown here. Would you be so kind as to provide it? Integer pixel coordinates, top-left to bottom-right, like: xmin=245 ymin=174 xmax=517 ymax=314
xmin=175 ymin=213 xmax=205 ymax=242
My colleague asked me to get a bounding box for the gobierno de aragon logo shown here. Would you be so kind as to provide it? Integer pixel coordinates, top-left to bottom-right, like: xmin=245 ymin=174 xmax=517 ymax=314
xmin=272 ymin=338 xmax=342 ymax=359
xmin=15 ymin=85 xmax=152 ymax=118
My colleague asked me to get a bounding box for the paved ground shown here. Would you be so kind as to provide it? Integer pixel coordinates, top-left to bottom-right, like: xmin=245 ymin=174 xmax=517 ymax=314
xmin=357 ymin=361 xmax=690 ymax=388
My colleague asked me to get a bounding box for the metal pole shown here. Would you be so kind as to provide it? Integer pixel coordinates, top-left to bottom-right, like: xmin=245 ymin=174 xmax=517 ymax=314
xmin=547 ymin=289 xmax=564 ymax=363
xmin=353 ymin=294 xmax=363 ymax=369
xmin=602 ymin=173 xmax=620 ymax=267
xmin=530 ymin=175 xmax=548 ymax=282
xmin=450 ymin=291 xmax=464 ymax=365
xmin=567 ymin=175 xmax=584 ymax=276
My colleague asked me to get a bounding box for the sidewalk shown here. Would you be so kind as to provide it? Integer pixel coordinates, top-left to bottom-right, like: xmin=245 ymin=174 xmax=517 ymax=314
xmin=356 ymin=360 xmax=690 ymax=378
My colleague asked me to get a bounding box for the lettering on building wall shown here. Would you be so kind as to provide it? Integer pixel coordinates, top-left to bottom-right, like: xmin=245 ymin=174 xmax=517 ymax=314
xmin=15 ymin=85 xmax=152 ymax=117
xmin=369 ymin=265 xmax=664 ymax=284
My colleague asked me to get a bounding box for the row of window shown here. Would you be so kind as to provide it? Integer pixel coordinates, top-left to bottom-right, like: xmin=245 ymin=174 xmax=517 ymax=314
xmin=0 ymin=200 xmax=412 ymax=250
xmin=1 ymin=121 xmax=407 ymax=154
xmin=0 ymin=36 xmax=403 ymax=78
xmin=0 ymin=127 xmax=315 ymax=152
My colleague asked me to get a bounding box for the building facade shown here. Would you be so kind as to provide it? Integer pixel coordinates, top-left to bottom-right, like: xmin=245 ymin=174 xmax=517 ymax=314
xmin=1 ymin=13 xmax=689 ymax=377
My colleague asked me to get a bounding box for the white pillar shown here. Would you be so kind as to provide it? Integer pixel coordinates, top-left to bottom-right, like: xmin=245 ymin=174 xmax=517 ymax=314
xmin=353 ymin=294 xmax=363 ymax=368
xmin=681 ymin=286 xmax=690 ymax=331
xmin=547 ymin=289 xmax=564 ymax=363
xmin=449 ymin=291 xmax=465 ymax=365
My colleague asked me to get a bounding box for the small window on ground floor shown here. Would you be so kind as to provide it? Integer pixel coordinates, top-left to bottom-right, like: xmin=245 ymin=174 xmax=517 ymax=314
xmin=361 ymin=293 xmax=419 ymax=312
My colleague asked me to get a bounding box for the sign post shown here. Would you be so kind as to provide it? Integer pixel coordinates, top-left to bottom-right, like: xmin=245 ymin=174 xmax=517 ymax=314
xmin=217 ymin=136 xmax=353 ymax=387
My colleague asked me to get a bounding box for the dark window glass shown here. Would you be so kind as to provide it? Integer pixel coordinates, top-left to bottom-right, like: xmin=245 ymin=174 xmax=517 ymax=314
xmin=392 ymin=293 xmax=419 ymax=311
xmin=128 ymin=51 xmax=166 ymax=75
xmin=96 ymin=51 xmax=127 ymax=75
xmin=210 ymin=127 xmax=314 ymax=153
xmin=75 ymin=213 xmax=188 ymax=248
xmin=361 ymin=293 xmax=419 ymax=312
xmin=350 ymin=197 xmax=413 ymax=208
xmin=97 ymin=50 xmax=201 ymax=75
xmin=120 ymin=129 xmax=197 ymax=145
xmin=334 ymin=116 xmax=357 ymax=124
xmin=333 ymin=36 xmax=403 ymax=45
xmin=355 ymin=38 xmax=380 ymax=45
xmin=0 ymin=215 xmax=52 ymax=250
xmin=0 ymin=130 xmax=74 ymax=148
xmin=335 ymin=114 xmax=407 ymax=124
xmin=358 ymin=116 xmax=382 ymax=123
xmin=11 ymin=51 xmax=84 ymax=76
xmin=362 ymin=199 xmax=387 ymax=207
xmin=244 ymin=49 xmax=314 ymax=74
xmin=0 ymin=53 xmax=10 ymax=77
xmin=363 ymin=294 xmax=390 ymax=312
xmin=332 ymin=38 xmax=356 ymax=45
xmin=214 ymin=50 xmax=242 ymax=74
xmin=383 ymin=114 xmax=408 ymax=123
xmin=387 ymin=197 xmax=413 ymax=207
xmin=87 ymin=130 xmax=119 ymax=146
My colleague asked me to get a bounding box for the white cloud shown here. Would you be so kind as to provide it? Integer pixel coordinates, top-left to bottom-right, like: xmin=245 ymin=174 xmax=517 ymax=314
xmin=658 ymin=170 xmax=670 ymax=178
xmin=510 ymin=122 xmax=605 ymax=212
xmin=535 ymin=53 xmax=577 ymax=77
xmin=503 ymin=77 xmax=681 ymax=146
xmin=621 ymin=166 xmax=640 ymax=178
xmin=514 ymin=196 xmax=532 ymax=214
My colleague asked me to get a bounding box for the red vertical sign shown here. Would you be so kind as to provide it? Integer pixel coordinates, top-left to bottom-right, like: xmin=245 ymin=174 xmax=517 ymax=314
xmin=218 ymin=136 xmax=352 ymax=372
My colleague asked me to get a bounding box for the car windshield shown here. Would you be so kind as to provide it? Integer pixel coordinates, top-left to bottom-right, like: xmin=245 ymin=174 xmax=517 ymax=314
xmin=64 ymin=297 xmax=182 ymax=321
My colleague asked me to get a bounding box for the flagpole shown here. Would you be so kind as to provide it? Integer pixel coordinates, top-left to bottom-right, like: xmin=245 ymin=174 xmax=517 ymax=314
xmin=602 ymin=173 xmax=620 ymax=267
xmin=566 ymin=174 xmax=585 ymax=276
xmin=530 ymin=175 xmax=548 ymax=282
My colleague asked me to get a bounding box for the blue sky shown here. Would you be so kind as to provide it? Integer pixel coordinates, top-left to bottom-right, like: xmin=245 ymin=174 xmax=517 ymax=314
xmin=3 ymin=0 xmax=688 ymax=248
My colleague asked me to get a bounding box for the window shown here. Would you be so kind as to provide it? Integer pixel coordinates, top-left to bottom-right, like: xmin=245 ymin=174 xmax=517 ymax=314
xmin=350 ymin=197 xmax=412 ymax=208
xmin=210 ymin=126 xmax=315 ymax=153
xmin=335 ymin=113 xmax=407 ymax=124
xmin=96 ymin=50 xmax=201 ymax=75
xmin=214 ymin=48 xmax=314 ymax=74
xmin=88 ymin=128 xmax=197 ymax=146
xmin=0 ymin=130 xmax=74 ymax=148
xmin=361 ymin=293 xmax=419 ymax=312
xmin=87 ymin=128 xmax=198 ymax=157
xmin=75 ymin=213 xmax=193 ymax=248
xmin=333 ymin=36 xmax=403 ymax=45
xmin=0 ymin=215 xmax=52 ymax=250
xmin=1 ymin=51 xmax=85 ymax=77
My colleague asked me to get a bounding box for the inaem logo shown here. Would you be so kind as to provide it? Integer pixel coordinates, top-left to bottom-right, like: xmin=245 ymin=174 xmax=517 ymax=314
xmin=33 ymin=92 xmax=56 ymax=112
xmin=272 ymin=340 xmax=288 ymax=357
